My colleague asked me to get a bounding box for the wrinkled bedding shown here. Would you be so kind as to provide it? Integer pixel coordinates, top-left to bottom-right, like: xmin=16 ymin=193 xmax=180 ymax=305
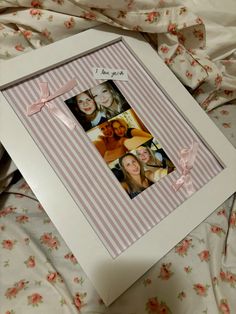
xmin=1 ymin=1 xmax=236 ymax=313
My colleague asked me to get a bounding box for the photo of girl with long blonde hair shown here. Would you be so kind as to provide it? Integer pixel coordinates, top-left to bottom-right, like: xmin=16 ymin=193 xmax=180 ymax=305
xmin=119 ymin=153 xmax=154 ymax=199
xmin=90 ymin=81 xmax=130 ymax=119
xmin=136 ymin=146 xmax=173 ymax=182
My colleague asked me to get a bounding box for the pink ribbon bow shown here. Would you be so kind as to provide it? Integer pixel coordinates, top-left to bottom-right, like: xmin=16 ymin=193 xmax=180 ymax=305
xmin=27 ymin=79 xmax=77 ymax=130
xmin=172 ymin=141 xmax=199 ymax=196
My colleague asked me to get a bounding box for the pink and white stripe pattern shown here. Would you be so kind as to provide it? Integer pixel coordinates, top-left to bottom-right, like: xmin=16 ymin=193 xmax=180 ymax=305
xmin=3 ymin=41 xmax=223 ymax=258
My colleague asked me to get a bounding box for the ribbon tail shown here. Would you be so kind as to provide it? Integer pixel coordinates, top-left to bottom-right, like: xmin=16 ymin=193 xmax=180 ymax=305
xmin=27 ymin=82 xmax=49 ymax=116
xmin=46 ymin=79 xmax=77 ymax=102
xmin=184 ymin=174 xmax=195 ymax=196
xmin=27 ymin=102 xmax=44 ymax=116
xmin=47 ymin=103 xmax=76 ymax=130
xmin=172 ymin=175 xmax=185 ymax=191
xmin=188 ymin=141 xmax=199 ymax=166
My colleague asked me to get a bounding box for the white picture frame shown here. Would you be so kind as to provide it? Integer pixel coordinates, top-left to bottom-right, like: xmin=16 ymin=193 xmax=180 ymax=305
xmin=1 ymin=25 xmax=236 ymax=306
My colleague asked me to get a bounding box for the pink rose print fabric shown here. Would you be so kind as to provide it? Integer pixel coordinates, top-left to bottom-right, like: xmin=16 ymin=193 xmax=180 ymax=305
xmin=1 ymin=0 xmax=236 ymax=313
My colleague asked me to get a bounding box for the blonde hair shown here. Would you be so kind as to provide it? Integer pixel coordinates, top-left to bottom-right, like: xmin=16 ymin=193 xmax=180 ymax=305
xmin=136 ymin=146 xmax=162 ymax=166
xmin=94 ymin=82 xmax=122 ymax=118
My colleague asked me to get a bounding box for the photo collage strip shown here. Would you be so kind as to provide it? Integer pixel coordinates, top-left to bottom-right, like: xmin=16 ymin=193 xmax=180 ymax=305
xmin=65 ymin=80 xmax=175 ymax=199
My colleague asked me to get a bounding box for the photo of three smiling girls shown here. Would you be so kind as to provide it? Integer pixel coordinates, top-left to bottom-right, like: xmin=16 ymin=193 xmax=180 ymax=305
xmin=65 ymin=80 xmax=175 ymax=199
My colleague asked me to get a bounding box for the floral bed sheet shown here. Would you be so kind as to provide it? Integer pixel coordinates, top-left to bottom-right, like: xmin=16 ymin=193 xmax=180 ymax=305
xmin=1 ymin=1 xmax=236 ymax=313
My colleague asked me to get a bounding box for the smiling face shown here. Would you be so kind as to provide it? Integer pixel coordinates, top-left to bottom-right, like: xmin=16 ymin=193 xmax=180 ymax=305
xmin=90 ymin=83 xmax=113 ymax=108
xmin=76 ymin=92 xmax=96 ymax=115
xmin=122 ymin=155 xmax=141 ymax=176
xmin=99 ymin=122 xmax=113 ymax=137
xmin=112 ymin=121 xmax=126 ymax=137
xmin=136 ymin=147 xmax=151 ymax=163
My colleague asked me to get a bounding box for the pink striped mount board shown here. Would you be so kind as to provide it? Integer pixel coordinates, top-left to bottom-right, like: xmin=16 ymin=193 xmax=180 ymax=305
xmin=2 ymin=40 xmax=223 ymax=259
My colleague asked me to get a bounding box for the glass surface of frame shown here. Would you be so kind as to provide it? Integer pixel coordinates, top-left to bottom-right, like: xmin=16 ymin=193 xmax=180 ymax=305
xmin=0 ymin=25 xmax=236 ymax=306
